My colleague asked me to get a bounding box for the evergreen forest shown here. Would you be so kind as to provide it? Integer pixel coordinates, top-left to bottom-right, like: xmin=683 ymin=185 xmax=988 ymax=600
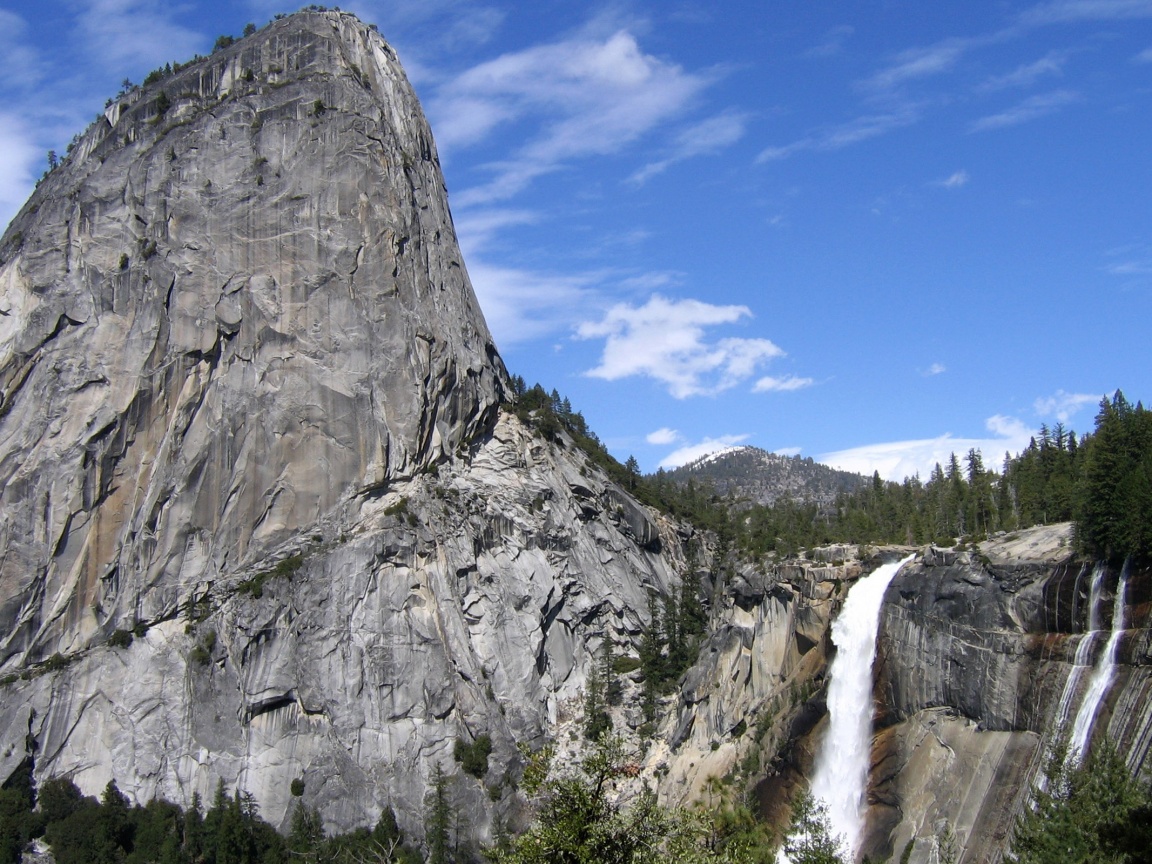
xmin=510 ymin=380 xmax=1152 ymax=565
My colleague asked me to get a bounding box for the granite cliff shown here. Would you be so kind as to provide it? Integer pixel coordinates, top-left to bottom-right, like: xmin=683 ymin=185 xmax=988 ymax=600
xmin=652 ymin=525 xmax=1152 ymax=863
xmin=0 ymin=11 xmax=687 ymax=841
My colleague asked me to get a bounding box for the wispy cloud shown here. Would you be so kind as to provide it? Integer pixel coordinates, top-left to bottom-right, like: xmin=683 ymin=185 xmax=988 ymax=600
xmin=757 ymin=106 xmax=919 ymax=163
xmin=576 ymin=294 xmax=785 ymax=398
xmin=980 ymin=52 xmax=1068 ymax=90
xmin=935 ymin=171 xmax=969 ymax=189
xmin=1034 ymin=389 xmax=1105 ymax=423
xmin=924 ymin=362 xmax=948 ymax=376
xmin=1107 ymin=260 xmax=1152 ymax=275
xmin=466 ymin=260 xmax=603 ymax=346
xmin=658 ymin=434 xmax=749 ymax=469
xmin=752 ymin=374 xmax=814 ymax=392
xmin=1136 ymin=46 xmax=1152 ymax=62
xmin=969 ymin=89 xmax=1079 ymax=131
xmin=0 ymin=114 xmax=42 ymax=230
xmin=863 ymin=41 xmax=968 ymax=92
xmin=430 ymin=29 xmax=714 ymax=205
xmin=453 ymin=208 xmax=539 ymax=252
xmin=0 ymin=9 xmax=44 ymax=91
xmin=1102 ymin=241 xmax=1152 ymax=280
xmin=1018 ymin=0 xmax=1152 ymax=26
xmin=630 ymin=111 xmax=747 ymax=184
xmin=819 ymin=415 xmax=1036 ymax=481
xmin=805 ymin=25 xmax=854 ymax=59
xmin=76 ymin=0 xmax=205 ymax=74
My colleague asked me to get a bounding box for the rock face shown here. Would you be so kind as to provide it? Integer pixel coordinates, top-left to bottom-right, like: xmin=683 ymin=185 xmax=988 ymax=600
xmin=870 ymin=526 xmax=1152 ymax=864
xmin=0 ymin=11 xmax=503 ymax=665
xmin=650 ymin=525 xmax=1152 ymax=864
xmin=0 ymin=11 xmax=687 ymax=841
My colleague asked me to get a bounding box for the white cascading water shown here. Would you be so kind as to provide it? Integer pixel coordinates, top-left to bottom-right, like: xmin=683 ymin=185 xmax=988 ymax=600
xmin=792 ymin=555 xmax=914 ymax=861
xmin=1052 ymin=564 xmax=1106 ymax=729
xmin=1037 ymin=564 xmax=1105 ymax=792
xmin=1068 ymin=560 xmax=1130 ymax=761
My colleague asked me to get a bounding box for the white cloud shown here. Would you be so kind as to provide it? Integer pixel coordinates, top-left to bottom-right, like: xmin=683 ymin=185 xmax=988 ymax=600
xmin=969 ymin=89 xmax=1079 ymax=132
xmin=1018 ymin=0 xmax=1152 ymax=25
xmin=0 ymin=9 xmax=43 ymax=91
xmin=864 ymin=41 xmax=968 ymax=92
xmin=1034 ymin=390 xmax=1104 ymax=423
xmin=805 ymin=25 xmax=854 ymax=59
xmin=576 ymin=294 xmax=785 ymax=398
xmin=981 ymin=52 xmax=1068 ymax=90
xmin=1107 ymin=260 xmax=1152 ymax=275
xmin=924 ymin=362 xmax=947 ymax=376
xmin=630 ymin=111 xmax=748 ymax=184
xmin=935 ymin=171 xmax=969 ymax=189
xmin=818 ymin=415 xmax=1036 ymax=481
xmin=430 ymin=29 xmax=713 ymax=204
xmin=466 ymin=260 xmax=602 ymax=346
xmin=753 ymin=374 xmax=814 ymax=392
xmin=453 ymin=208 xmax=539 ymax=253
xmin=757 ymin=106 xmax=919 ymax=163
xmin=658 ymin=434 xmax=749 ymax=469
xmin=76 ymin=0 xmax=205 ymax=74
xmin=0 ymin=114 xmax=41 ymax=231
xmin=646 ymin=427 xmax=680 ymax=445
xmin=1136 ymin=46 xmax=1152 ymax=63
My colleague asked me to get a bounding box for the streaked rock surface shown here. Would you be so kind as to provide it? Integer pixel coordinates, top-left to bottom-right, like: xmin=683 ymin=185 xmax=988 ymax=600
xmin=0 ymin=11 xmax=685 ymax=840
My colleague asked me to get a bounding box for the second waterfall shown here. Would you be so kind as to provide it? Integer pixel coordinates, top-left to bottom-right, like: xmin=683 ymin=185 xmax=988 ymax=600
xmin=808 ymin=555 xmax=914 ymax=860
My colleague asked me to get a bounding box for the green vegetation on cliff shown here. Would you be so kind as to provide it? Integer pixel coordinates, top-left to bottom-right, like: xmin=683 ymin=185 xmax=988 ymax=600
xmin=1009 ymin=739 xmax=1152 ymax=864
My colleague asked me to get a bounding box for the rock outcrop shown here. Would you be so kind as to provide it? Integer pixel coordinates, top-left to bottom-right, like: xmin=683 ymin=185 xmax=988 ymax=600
xmin=870 ymin=526 xmax=1152 ymax=863
xmin=648 ymin=524 xmax=1152 ymax=864
xmin=0 ymin=11 xmax=688 ymax=842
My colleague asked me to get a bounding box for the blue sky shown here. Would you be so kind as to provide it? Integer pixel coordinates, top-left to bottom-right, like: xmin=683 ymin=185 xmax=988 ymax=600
xmin=2 ymin=1 xmax=1150 ymax=479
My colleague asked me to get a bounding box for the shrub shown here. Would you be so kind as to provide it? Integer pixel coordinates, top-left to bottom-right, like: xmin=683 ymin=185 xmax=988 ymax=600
xmin=290 ymin=778 xmax=305 ymax=797
xmin=108 ymin=629 xmax=133 ymax=649
xmin=612 ymin=656 xmax=642 ymax=675
xmin=42 ymin=653 xmax=72 ymax=672
xmin=454 ymin=734 xmax=493 ymax=778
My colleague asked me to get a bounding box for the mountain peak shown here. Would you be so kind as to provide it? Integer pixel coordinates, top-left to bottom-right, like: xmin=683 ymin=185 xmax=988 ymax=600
xmin=666 ymin=445 xmax=866 ymax=507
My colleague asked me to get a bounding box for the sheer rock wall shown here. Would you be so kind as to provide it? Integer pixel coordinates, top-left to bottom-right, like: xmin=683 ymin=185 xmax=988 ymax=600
xmin=0 ymin=12 xmax=688 ymax=841
xmin=870 ymin=527 xmax=1152 ymax=863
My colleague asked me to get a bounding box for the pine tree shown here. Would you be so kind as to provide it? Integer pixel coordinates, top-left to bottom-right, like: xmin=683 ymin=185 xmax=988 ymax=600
xmin=782 ymin=793 xmax=847 ymax=864
xmin=425 ymin=764 xmax=454 ymax=864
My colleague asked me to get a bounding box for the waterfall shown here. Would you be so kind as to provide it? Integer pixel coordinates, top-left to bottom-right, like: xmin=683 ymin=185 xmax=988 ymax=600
xmin=1052 ymin=564 xmax=1106 ymax=730
xmin=790 ymin=555 xmax=914 ymax=861
xmin=1068 ymin=560 xmax=1130 ymax=761
xmin=1037 ymin=564 xmax=1105 ymax=792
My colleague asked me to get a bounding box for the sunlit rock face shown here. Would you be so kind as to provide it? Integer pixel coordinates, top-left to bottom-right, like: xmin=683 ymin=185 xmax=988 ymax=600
xmin=870 ymin=526 xmax=1152 ymax=864
xmin=0 ymin=11 xmax=689 ymax=840
xmin=0 ymin=10 xmax=502 ymax=663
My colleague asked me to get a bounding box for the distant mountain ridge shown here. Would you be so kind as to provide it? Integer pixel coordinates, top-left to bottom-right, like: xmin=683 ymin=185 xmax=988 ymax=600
xmin=663 ymin=445 xmax=868 ymax=507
